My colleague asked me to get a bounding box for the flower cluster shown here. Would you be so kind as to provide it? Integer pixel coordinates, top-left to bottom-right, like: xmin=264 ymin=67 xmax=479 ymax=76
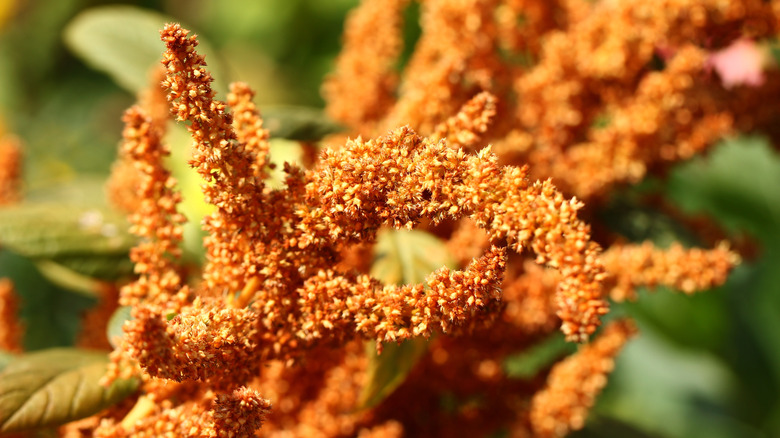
xmin=328 ymin=0 xmax=780 ymax=200
xmin=528 ymin=319 xmax=638 ymax=437
xmin=602 ymin=241 xmax=739 ymax=301
xmin=90 ymin=20 xmax=615 ymax=435
xmin=43 ymin=0 xmax=764 ymax=434
xmin=116 ymin=105 xmax=187 ymax=311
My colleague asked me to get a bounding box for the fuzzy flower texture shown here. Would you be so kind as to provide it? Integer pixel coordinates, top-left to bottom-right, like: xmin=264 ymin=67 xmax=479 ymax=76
xmin=86 ymin=0 xmax=760 ymax=433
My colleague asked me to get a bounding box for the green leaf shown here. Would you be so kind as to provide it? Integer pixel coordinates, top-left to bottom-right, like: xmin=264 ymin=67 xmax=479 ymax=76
xmin=63 ymin=6 xmax=170 ymax=93
xmin=0 ymin=203 xmax=135 ymax=281
xmin=667 ymin=135 xmax=780 ymax=243
xmin=33 ymin=260 xmax=108 ymax=298
xmin=63 ymin=6 xmax=225 ymax=94
xmin=359 ymin=229 xmax=456 ymax=408
xmin=370 ymin=228 xmax=456 ymax=286
xmin=728 ymin=253 xmax=780 ymax=421
xmin=361 ymin=337 xmax=429 ymax=409
xmin=503 ymin=333 xmax=576 ymax=379
xmin=0 ymin=250 xmax=96 ymax=351
xmin=25 ymin=177 xmax=114 ymax=206
xmin=618 ymin=285 xmax=731 ymax=354
xmin=592 ymin=324 xmax=760 ymax=438
xmin=262 ymin=105 xmax=343 ymax=141
xmin=0 ymin=348 xmax=139 ymax=434
xmin=165 ymin=124 xmax=211 ymax=263
xmin=598 ymin=189 xmax=700 ymax=248
xmin=106 ymin=306 xmax=132 ymax=349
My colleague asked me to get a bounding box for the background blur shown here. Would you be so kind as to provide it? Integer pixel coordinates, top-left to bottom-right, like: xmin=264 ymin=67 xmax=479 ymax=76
xmin=1 ymin=1 xmax=779 ymax=437
xmin=0 ymin=0 xmax=361 ymax=186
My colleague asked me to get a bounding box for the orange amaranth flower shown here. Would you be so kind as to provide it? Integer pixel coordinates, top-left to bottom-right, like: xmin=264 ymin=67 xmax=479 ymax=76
xmin=117 ymin=106 xmax=187 ymax=311
xmin=602 ymin=241 xmax=740 ymax=301
xmin=528 ymin=319 xmax=638 ymax=437
xmin=323 ymin=0 xmax=408 ymax=134
xmin=383 ymin=0 xmax=507 ymax=134
xmin=430 ymin=91 xmax=498 ymax=151
xmin=307 ymin=126 xmax=608 ymax=341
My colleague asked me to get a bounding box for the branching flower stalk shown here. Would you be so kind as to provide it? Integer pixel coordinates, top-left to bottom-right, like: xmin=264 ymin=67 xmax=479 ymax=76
xmin=99 ymin=21 xmax=622 ymax=436
xmin=78 ymin=0 xmax=752 ymax=432
xmin=602 ymin=241 xmax=740 ymax=301
xmin=528 ymin=319 xmax=639 ymax=438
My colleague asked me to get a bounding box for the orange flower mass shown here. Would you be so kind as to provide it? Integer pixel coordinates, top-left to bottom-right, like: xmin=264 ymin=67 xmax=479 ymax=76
xmin=69 ymin=0 xmax=758 ymax=432
xmin=98 ymin=21 xmax=615 ymax=435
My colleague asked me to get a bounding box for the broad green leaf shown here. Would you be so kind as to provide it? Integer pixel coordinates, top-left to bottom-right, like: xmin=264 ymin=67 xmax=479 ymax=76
xmin=106 ymin=306 xmax=132 ymax=349
xmin=619 ymin=285 xmax=731 ymax=355
xmin=361 ymin=338 xmax=429 ymax=409
xmin=0 ymin=203 xmax=135 ymax=281
xmin=0 ymin=348 xmax=139 ymax=434
xmin=503 ymin=333 xmax=575 ymax=379
xmin=598 ymin=190 xmax=700 ymax=248
xmin=371 ymin=228 xmax=456 ymax=286
xmin=33 ymin=260 xmax=107 ymax=298
xmin=165 ymin=124 xmax=210 ymax=263
xmin=667 ymin=135 xmax=780 ymax=243
xmin=359 ymin=229 xmax=456 ymax=408
xmin=63 ymin=6 xmax=170 ymax=93
xmin=263 ymin=105 xmax=343 ymax=141
xmin=11 ymin=73 xmax=126 ymax=185
xmin=729 ymin=253 xmax=780 ymax=419
xmin=42 ymin=255 xmax=134 ymax=285
xmin=593 ymin=325 xmax=748 ymax=438
xmin=0 ymin=250 xmax=96 ymax=351
xmin=608 ymin=265 xmax=780 ymax=431
xmin=664 ymin=135 xmax=780 ymax=422
xmin=25 ymin=176 xmax=112 ymax=206
xmin=63 ymin=6 xmax=225 ymax=94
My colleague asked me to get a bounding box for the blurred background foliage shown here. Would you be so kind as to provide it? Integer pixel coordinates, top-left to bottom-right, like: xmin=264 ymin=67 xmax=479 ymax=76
xmin=1 ymin=1 xmax=780 ymax=437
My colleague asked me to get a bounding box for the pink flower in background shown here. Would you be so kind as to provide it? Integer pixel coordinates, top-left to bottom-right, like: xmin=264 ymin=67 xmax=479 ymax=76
xmin=708 ymin=38 xmax=765 ymax=89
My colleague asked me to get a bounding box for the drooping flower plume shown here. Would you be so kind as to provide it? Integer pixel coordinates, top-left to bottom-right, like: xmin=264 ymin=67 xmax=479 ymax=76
xmin=40 ymin=0 xmax=763 ymax=433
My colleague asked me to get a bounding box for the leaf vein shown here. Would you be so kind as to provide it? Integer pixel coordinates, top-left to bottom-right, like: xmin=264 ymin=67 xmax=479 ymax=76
xmin=1 ymin=366 xmax=78 ymax=431
xmin=69 ymin=370 xmax=87 ymax=418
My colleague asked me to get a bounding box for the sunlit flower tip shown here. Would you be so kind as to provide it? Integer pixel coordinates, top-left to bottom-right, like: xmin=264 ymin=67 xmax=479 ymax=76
xmin=210 ymin=387 xmax=272 ymax=437
xmin=602 ymin=241 xmax=741 ymax=301
xmin=530 ymin=319 xmax=637 ymax=437
xmin=431 ymin=91 xmax=498 ymax=150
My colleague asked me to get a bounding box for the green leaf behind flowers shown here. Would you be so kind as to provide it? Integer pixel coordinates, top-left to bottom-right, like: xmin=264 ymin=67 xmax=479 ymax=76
xmin=503 ymin=333 xmax=576 ymax=379
xmin=262 ymin=105 xmax=343 ymax=141
xmin=0 ymin=250 xmax=96 ymax=351
xmin=0 ymin=203 xmax=135 ymax=282
xmin=64 ymin=6 xmax=225 ymax=94
xmin=668 ymin=135 xmax=780 ymax=243
xmin=106 ymin=306 xmax=133 ymax=349
xmin=359 ymin=229 xmax=456 ymax=408
xmin=0 ymin=348 xmax=139 ymax=434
